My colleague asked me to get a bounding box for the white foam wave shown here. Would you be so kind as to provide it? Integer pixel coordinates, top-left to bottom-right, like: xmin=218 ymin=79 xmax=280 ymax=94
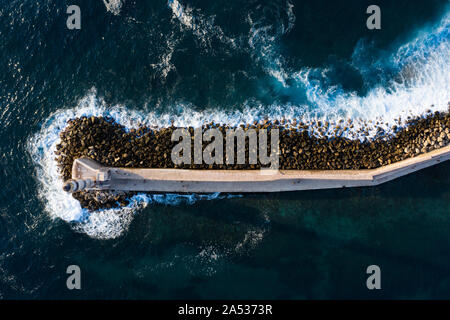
xmin=28 ymin=92 xmax=240 ymax=239
xmin=29 ymin=8 xmax=449 ymax=239
xmin=150 ymin=29 xmax=179 ymax=80
xmin=245 ymin=7 xmax=450 ymax=138
xmin=135 ymin=224 xmax=268 ymax=277
xmin=245 ymin=1 xmax=300 ymax=87
xmin=248 ymin=19 xmax=290 ymax=87
xmin=102 ymin=0 xmax=124 ymax=15
xmin=297 ymin=10 xmax=449 ymax=128
xmin=167 ymin=0 xmax=237 ymax=49
xmin=285 ymin=0 xmax=296 ymax=34
xmin=168 ymin=0 xmax=448 ymax=129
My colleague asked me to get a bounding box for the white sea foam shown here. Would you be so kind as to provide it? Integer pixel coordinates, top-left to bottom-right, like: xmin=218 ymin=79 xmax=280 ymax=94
xmin=29 ymin=7 xmax=449 ymax=239
xmin=150 ymin=30 xmax=179 ymax=80
xmin=246 ymin=1 xmax=299 ymax=87
xmin=27 ymin=93 xmax=240 ymax=239
xmin=293 ymin=10 xmax=450 ymax=134
xmin=102 ymin=0 xmax=124 ymax=15
xmin=136 ymin=223 xmax=269 ymax=277
xmin=248 ymin=19 xmax=290 ymax=87
xmin=285 ymin=0 xmax=296 ymax=34
xmin=244 ymin=6 xmax=450 ymax=138
xmin=167 ymin=0 xmax=237 ymax=49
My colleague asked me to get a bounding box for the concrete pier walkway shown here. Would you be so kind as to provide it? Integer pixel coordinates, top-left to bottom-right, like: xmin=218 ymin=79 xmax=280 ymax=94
xmin=64 ymin=145 xmax=450 ymax=193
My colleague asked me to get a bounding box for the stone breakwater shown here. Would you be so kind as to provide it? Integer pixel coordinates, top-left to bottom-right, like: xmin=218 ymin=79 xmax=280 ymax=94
xmin=55 ymin=110 xmax=450 ymax=210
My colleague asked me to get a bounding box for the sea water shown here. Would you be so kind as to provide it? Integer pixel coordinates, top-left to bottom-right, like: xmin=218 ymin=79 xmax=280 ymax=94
xmin=0 ymin=0 xmax=449 ymax=298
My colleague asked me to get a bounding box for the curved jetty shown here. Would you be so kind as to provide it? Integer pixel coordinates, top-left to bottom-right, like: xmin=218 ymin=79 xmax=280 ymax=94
xmin=56 ymin=110 xmax=449 ymax=210
xmin=64 ymin=145 xmax=450 ymax=193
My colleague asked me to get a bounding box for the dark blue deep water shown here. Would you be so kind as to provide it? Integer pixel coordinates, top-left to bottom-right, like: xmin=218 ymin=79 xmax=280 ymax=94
xmin=0 ymin=0 xmax=449 ymax=299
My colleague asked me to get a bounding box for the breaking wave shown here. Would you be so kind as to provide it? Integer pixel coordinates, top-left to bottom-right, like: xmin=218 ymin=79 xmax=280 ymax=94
xmin=288 ymin=10 xmax=450 ymax=129
xmin=27 ymin=93 xmax=240 ymax=240
xmin=168 ymin=0 xmax=449 ymax=138
xmin=167 ymin=0 xmax=238 ymax=48
xmin=102 ymin=0 xmax=124 ymax=15
xmin=28 ymin=3 xmax=449 ymax=239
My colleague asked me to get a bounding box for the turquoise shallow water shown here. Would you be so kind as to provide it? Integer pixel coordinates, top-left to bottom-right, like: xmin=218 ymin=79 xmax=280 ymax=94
xmin=0 ymin=0 xmax=449 ymax=299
